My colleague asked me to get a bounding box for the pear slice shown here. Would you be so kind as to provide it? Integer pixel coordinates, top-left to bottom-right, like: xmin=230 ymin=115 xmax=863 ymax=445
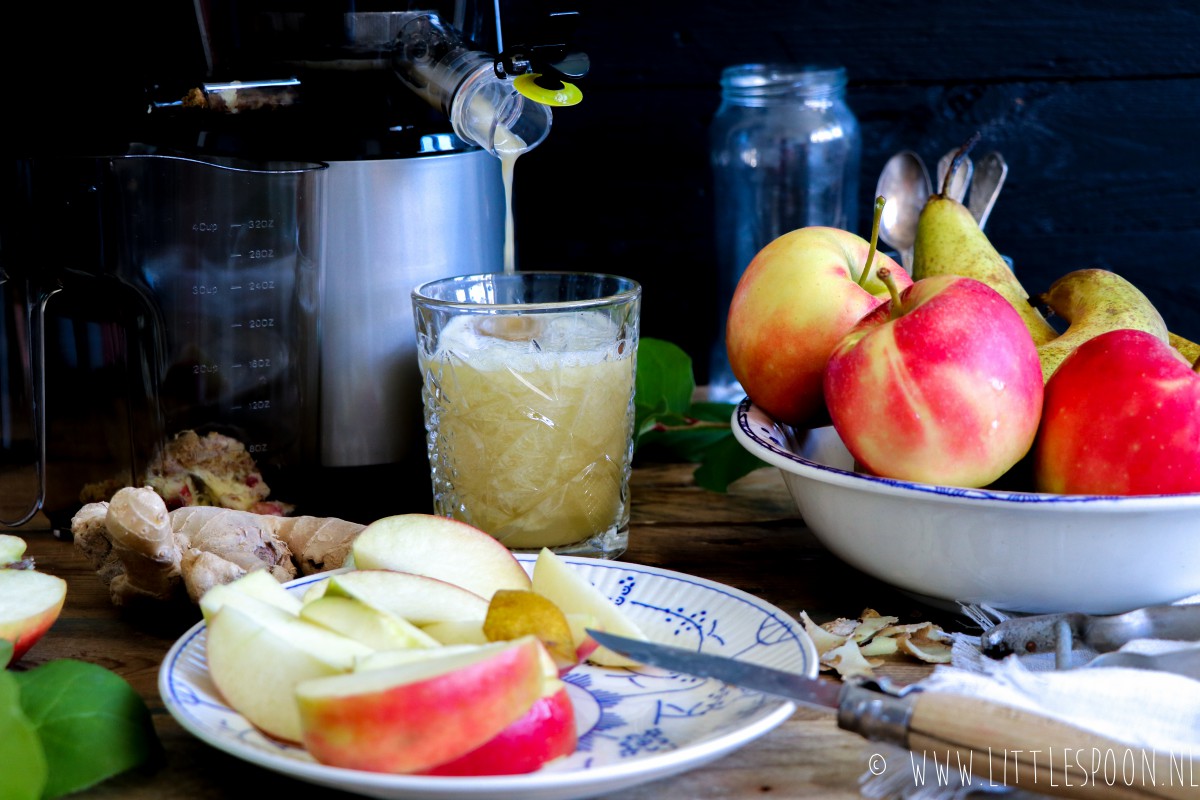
xmin=483 ymin=589 xmax=577 ymax=672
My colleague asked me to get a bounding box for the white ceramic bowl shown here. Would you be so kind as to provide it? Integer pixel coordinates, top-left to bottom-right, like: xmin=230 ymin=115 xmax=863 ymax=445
xmin=732 ymin=398 xmax=1200 ymax=615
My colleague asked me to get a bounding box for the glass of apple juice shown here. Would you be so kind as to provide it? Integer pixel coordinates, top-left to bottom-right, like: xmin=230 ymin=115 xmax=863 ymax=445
xmin=412 ymin=272 xmax=642 ymax=559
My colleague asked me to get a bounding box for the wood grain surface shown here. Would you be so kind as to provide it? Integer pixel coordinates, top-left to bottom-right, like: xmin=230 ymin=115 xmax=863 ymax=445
xmin=6 ymin=463 xmax=965 ymax=799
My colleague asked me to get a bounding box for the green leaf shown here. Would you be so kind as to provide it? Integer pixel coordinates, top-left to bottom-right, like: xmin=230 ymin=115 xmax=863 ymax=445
xmin=635 ymin=338 xmax=695 ymax=423
xmin=14 ymin=660 xmax=160 ymax=799
xmin=692 ymin=434 xmax=773 ymax=493
xmin=632 ymin=338 xmax=769 ymax=492
xmin=0 ymin=640 xmax=12 ymax=670
xmin=0 ymin=669 xmax=47 ymax=800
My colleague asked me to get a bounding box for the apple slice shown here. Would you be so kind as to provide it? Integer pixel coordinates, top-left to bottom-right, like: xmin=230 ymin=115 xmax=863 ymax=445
xmin=420 ymin=681 xmax=577 ymax=776
xmin=421 ymin=619 xmax=489 ymax=646
xmin=565 ymin=613 xmax=602 ymax=663
xmin=325 ymin=570 xmax=489 ymax=626
xmin=483 ymin=589 xmax=578 ymax=673
xmin=199 ymin=567 xmax=303 ymax=622
xmin=296 ymin=636 xmax=546 ymax=774
xmin=300 ymin=596 xmax=440 ymax=650
xmin=0 ymin=569 xmax=67 ymax=662
xmin=205 ymin=597 xmax=374 ymax=743
xmin=0 ymin=534 xmax=28 ymax=566
xmin=350 ymin=514 xmax=532 ymax=599
xmin=531 ymin=548 xmax=648 ymax=667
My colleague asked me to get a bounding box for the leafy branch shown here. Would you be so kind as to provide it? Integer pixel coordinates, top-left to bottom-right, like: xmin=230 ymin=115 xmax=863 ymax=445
xmin=634 ymin=338 xmax=767 ymax=492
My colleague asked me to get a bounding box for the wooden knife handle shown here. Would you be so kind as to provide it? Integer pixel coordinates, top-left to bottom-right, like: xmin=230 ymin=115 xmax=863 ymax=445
xmin=906 ymin=692 xmax=1196 ymax=799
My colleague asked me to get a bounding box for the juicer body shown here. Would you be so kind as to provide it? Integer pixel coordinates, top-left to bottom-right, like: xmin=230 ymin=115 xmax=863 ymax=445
xmin=1 ymin=1 xmax=514 ymax=529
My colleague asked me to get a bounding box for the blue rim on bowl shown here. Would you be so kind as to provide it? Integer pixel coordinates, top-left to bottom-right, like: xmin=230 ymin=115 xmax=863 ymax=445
xmin=731 ymin=397 xmax=1200 ymax=614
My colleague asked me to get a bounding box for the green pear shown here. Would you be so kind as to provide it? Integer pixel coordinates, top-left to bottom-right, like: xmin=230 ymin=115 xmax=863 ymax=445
xmin=1036 ymin=269 xmax=1170 ymax=381
xmin=912 ymin=193 xmax=1058 ymax=347
xmin=1169 ymin=331 xmax=1200 ymax=366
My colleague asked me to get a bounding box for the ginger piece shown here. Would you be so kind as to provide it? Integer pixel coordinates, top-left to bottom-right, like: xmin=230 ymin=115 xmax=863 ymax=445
xmin=103 ymin=487 xmax=184 ymax=605
xmin=273 ymin=516 xmax=365 ymax=575
xmin=851 ymin=609 xmax=900 ymax=643
xmin=71 ymin=487 xmax=364 ymax=607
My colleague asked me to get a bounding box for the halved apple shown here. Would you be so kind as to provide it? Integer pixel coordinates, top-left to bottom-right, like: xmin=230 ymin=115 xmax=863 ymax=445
xmin=0 ymin=568 xmax=67 ymax=663
xmin=324 ymin=570 xmax=489 ymax=626
xmin=296 ymin=636 xmax=546 ymax=774
xmin=350 ymin=514 xmax=532 ymax=599
xmin=205 ymin=597 xmax=374 ymax=743
xmin=199 ymin=567 xmax=303 ymax=622
xmin=0 ymin=534 xmax=28 ymax=566
xmin=420 ymin=681 xmax=577 ymax=776
xmin=531 ymin=548 xmax=648 ymax=667
xmin=299 ymin=595 xmax=439 ymax=650
xmin=483 ymin=589 xmax=577 ymax=673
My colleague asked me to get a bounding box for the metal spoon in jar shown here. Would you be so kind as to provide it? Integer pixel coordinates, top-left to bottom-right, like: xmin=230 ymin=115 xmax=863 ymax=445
xmin=967 ymin=151 xmax=1008 ymax=231
xmin=874 ymin=150 xmax=931 ymax=273
xmin=936 ymin=148 xmax=973 ymax=202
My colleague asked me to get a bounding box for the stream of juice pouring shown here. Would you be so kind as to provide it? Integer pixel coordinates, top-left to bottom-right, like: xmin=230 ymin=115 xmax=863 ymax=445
xmin=495 ymin=126 xmax=525 ymax=275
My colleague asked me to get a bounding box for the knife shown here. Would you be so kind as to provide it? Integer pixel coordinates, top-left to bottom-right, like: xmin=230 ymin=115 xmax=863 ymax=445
xmin=587 ymin=630 xmax=1196 ymax=800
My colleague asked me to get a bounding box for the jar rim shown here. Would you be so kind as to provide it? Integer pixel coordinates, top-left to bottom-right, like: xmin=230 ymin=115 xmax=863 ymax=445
xmin=720 ymin=63 xmax=847 ymax=94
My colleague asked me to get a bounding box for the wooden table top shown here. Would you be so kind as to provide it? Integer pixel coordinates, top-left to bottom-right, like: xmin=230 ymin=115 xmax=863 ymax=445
xmin=8 ymin=462 xmax=968 ymax=799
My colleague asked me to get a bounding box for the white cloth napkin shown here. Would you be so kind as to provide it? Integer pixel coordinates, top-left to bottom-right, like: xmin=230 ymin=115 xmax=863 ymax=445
xmin=858 ymin=603 xmax=1200 ymax=800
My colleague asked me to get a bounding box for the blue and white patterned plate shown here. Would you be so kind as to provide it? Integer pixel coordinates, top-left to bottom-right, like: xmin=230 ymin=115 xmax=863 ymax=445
xmin=159 ymin=556 xmax=817 ymax=800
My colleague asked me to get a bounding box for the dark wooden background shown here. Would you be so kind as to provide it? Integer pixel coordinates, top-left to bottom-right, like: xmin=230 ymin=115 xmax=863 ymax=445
xmin=8 ymin=0 xmax=1200 ymax=384
xmin=515 ymin=0 xmax=1200 ymax=381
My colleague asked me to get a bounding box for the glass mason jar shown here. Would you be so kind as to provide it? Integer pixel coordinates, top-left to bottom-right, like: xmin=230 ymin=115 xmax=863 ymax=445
xmin=708 ymin=64 xmax=861 ymax=402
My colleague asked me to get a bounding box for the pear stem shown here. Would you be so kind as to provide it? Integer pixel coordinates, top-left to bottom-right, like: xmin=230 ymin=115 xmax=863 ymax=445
xmin=858 ymin=196 xmax=886 ymax=288
xmin=941 ymin=131 xmax=983 ymax=196
xmin=877 ymin=267 xmax=905 ymax=320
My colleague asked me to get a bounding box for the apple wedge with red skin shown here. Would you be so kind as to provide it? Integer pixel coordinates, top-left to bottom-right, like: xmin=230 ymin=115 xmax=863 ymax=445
xmin=296 ymin=636 xmax=547 ymax=774
xmin=0 ymin=568 xmax=67 ymax=663
xmin=726 ymin=225 xmax=911 ymax=426
xmin=824 ymin=273 xmax=1043 ymax=488
xmin=1034 ymin=328 xmax=1200 ymax=495
xmin=420 ymin=682 xmax=577 ymax=776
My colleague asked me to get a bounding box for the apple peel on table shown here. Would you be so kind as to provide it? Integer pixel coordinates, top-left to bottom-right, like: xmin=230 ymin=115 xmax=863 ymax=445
xmin=296 ymin=636 xmax=550 ymax=774
xmin=823 ymin=272 xmax=1044 ymax=488
xmin=1034 ymin=328 xmax=1200 ymax=495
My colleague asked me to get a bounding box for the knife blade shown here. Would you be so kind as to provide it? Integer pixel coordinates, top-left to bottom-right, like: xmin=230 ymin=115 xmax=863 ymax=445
xmin=588 ymin=630 xmax=1196 ymax=800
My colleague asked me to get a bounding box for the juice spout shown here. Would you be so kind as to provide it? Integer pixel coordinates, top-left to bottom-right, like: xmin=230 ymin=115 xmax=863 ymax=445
xmin=391 ymin=11 xmax=575 ymax=158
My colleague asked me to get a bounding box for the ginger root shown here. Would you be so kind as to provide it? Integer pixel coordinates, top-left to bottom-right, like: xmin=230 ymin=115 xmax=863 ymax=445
xmin=72 ymin=487 xmax=364 ymax=606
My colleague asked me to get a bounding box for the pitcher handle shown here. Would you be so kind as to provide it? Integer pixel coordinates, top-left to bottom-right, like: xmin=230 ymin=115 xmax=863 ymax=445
xmin=0 ymin=280 xmax=58 ymax=527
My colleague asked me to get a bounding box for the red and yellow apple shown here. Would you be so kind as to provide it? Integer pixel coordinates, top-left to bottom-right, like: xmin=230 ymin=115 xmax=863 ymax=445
xmin=420 ymin=682 xmax=576 ymax=776
xmin=0 ymin=566 xmax=67 ymax=663
xmin=1034 ymin=328 xmax=1200 ymax=494
xmin=296 ymin=636 xmax=547 ymax=774
xmin=726 ymin=226 xmax=911 ymax=425
xmin=823 ymin=273 xmax=1043 ymax=487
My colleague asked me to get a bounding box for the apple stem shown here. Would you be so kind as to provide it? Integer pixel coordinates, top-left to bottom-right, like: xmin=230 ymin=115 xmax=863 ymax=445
xmin=858 ymin=196 xmax=887 ymax=288
xmin=877 ymin=267 xmax=905 ymax=319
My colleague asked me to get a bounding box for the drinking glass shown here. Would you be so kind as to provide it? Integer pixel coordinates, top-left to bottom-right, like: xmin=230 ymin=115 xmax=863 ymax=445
xmin=412 ymin=272 xmax=641 ymax=558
